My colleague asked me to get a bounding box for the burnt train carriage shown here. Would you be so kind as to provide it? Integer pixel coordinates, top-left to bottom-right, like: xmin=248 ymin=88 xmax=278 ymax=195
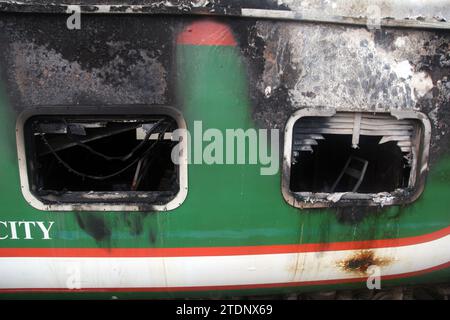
xmin=0 ymin=0 xmax=449 ymax=298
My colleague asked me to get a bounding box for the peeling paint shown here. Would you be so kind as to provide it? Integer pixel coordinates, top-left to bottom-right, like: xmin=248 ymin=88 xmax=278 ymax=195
xmin=372 ymin=192 xmax=396 ymax=207
xmin=255 ymin=24 xmax=440 ymax=111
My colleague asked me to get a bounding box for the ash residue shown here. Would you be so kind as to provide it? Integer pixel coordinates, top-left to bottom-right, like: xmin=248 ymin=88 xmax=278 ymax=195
xmin=0 ymin=14 xmax=174 ymax=111
xmin=7 ymin=41 xmax=167 ymax=107
xmin=242 ymin=21 xmax=449 ymax=165
xmin=254 ymin=23 xmax=431 ymax=111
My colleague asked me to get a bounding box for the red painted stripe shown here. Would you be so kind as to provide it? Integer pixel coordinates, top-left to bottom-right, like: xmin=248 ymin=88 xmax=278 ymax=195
xmin=0 ymin=261 xmax=449 ymax=294
xmin=177 ymin=20 xmax=237 ymax=46
xmin=0 ymin=226 xmax=448 ymax=258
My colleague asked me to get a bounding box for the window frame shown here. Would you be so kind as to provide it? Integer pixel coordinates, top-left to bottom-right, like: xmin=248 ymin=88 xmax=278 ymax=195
xmin=16 ymin=105 xmax=188 ymax=212
xmin=281 ymin=108 xmax=431 ymax=209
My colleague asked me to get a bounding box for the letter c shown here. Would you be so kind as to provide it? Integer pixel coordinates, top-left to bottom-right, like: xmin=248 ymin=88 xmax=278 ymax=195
xmin=0 ymin=221 xmax=8 ymax=240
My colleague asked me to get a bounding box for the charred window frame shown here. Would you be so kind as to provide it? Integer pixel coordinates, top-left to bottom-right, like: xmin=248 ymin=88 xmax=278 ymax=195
xmin=282 ymin=108 xmax=431 ymax=209
xmin=16 ymin=106 xmax=188 ymax=212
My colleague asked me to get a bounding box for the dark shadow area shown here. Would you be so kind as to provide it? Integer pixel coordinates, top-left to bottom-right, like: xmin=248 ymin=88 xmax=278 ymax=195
xmin=25 ymin=115 xmax=179 ymax=195
xmin=290 ymin=134 xmax=411 ymax=193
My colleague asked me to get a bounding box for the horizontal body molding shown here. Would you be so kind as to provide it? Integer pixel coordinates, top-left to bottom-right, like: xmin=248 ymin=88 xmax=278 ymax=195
xmin=1 ymin=228 xmax=449 ymax=292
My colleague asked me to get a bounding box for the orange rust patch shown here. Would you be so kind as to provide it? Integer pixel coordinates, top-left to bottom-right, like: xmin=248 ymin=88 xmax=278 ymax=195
xmin=338 ymin=250 xmax=393 ymax=275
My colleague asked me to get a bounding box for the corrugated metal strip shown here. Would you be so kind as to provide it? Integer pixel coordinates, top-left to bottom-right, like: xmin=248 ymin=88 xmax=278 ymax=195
xmin=292 ymin=113 xmax=415 ymax=154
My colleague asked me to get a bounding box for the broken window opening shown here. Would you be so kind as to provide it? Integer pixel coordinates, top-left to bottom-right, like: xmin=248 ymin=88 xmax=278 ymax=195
xmin=290 ymin=134 xmax=412 ymax=193
xmin=282 ymin=110 xmax=430 ymax=208
xmin=23 ymin=113 xmax=181 ymax=208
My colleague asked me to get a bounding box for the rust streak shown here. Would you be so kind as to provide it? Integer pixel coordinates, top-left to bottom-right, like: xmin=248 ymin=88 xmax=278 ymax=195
xmin=337 ymin=250 xmax=393 ymax=275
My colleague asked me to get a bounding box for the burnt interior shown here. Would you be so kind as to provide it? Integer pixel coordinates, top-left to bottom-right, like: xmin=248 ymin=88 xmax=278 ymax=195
xmin=24 ymin=114 xmax=179 ymax=203
xmin=290 ymin=119 xmax=413 ymax=194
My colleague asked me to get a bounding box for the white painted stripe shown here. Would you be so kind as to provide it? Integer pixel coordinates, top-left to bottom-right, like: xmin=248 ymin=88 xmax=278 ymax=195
xmin=0 ymin=235 xmax=449 ymax=289
xmin=241 ymin=9 xmax=295 ymax=19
